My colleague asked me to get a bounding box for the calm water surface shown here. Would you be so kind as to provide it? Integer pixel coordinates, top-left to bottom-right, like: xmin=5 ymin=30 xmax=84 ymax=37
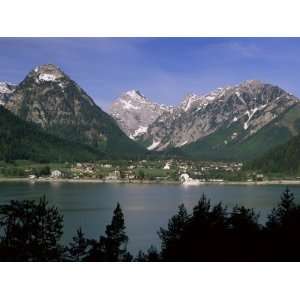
xmin=0 ymin=182 xmax=299 ymax=254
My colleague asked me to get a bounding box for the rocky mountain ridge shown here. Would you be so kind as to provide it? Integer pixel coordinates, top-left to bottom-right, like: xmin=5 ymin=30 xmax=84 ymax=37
xmin=109 ymin=80 xmax=300 ymax=160
xmin=4 ymin=64 xmax=146 ymax=158
xmin=109 ymin=89 xmax=173 ymax=139
xmin=0 ymin=82 xmax=16 ymax=105
xmin=141 ymin=80 xmax=298 ymax=151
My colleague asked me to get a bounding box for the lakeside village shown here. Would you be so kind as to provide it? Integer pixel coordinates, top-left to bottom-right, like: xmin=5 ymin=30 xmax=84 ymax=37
xmin=0 ymin=159 xmax=270 ymax=184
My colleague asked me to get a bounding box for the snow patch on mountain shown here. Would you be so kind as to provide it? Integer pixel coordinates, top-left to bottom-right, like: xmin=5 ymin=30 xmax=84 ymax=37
xmin=130 ymin=126 xmax=148 ymax=139
xmin=120 ymin=99 xmax=139 ymax=110
xmin=38 ymin=73 xmax=58 ymax=82
xmin=244 ymin=108 xmax=258 ymax=130
xmin=147 ymin=140 xmax=161 ymax=150
xmin=0 ymin=82 xmax=16 ymax=105
xmin=178 ymin=140 xmax=188 ymax=147
xmin=243 ymin=104 xmax=268 ymax=130
xmin=0 ymin=82 xmax=16 ymax=94
xmin=181 ymin=94 xmax=199 ymax=112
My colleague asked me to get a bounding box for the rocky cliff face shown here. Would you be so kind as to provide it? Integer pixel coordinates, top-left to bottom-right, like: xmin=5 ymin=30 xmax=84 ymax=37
xmin=109 ymin=90 xmax=172 ymax=140
xmin=0 ymin=82 xmax=16 ymax=105
xmin=139 ymin=80 xmax=299 ymax=152
xmin=5 ymin=64 xmax=145 ymax=157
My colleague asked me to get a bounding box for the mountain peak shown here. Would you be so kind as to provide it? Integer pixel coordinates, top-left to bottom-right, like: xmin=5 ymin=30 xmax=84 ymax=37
xmin=34 ymin=63 xmax=62 ymax=72
xmin=5 ymin=64 xmax=144 ymax=157
xmin=180 ymin=93 xmax=199 ymax=112
xmin=240 ymin=79 xmax=264 ymax=88
xmin=110 ymin=90 xmax=172 ymax=139
xmin=32 ymin=64 xmax=65 ymax=82
xmin=0 ymin=82 xmax=16 ymax=94
xmin=124 ymin=90 xmax=145 ymax=99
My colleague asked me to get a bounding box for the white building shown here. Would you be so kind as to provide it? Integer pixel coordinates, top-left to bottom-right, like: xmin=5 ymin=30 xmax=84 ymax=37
xmin=105 ymin=170 xmax=120 ymax=180
xmin=102 ymin=164 xmax=112 ymax=168
xmin=51 ymin=170 xmax=62 ymax=178
xmin=163 ymin=162 xmax=171 ymax=170
xmin=179 ymin=173 xmax=201 ymax=186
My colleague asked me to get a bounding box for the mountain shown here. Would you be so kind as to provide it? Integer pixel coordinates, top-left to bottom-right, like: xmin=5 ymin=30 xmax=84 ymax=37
xmin=0 ymin=106 xmax=102 ymax=162
xmin=109 ymin=90 xmax=172 ymax=140
xmin=5 ymin=64 xmax=146 ymax=158
xmin=138 ymin=80 xmax=300 ymax=160
xmin=0 ymin=82 xmax=16 ymax=105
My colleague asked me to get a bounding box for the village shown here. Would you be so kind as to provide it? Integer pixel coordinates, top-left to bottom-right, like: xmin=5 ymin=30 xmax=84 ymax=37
xmin=21 ymin=159 xmax=264 ymax=184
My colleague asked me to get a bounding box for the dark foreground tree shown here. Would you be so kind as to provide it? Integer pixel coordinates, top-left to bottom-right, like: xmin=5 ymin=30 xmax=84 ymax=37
xmin=135 ymin=245 xmax=160 ymax=262
xmin=104 ymin=203 xmax=129 ymax=261
xmin=0 ymin=196 xmax=64 ymax=261
xmin=158 ymin=204 xmax=189 ymax=260
xmin=85 ymin=203 xmax=132 ymax=261
xmin=67 ymin=227 xmax=89 ymax=261
xmin=265 ymin=187 xmax=300 ymax=260
xmin=158 ymin=188 xmax=300 ymax=261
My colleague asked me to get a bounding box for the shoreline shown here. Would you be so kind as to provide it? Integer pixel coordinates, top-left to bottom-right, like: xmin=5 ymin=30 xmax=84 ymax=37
xmin=1 ymin=177 xmax=300 ymax=186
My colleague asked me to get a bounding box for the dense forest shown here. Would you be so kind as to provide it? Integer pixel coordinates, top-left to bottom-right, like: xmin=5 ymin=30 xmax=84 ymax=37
xmin=0 ymin=106 xmax=104 ymax=163
xmin=246 ymin=133 xmax=300 ymax=175
xmin=0 ymin=188 xmax=300 ymax=261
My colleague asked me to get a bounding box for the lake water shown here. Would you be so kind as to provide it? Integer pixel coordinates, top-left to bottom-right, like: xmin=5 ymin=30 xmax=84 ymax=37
xmin=0 ymin=181 xmax=299 ymax=254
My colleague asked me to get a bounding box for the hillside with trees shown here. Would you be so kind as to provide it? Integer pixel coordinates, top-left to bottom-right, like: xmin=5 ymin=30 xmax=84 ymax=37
xmin=246 ymin=133 xmax=300 ymax=175
xmin=0 ymin=106 xmax=103 ymax=163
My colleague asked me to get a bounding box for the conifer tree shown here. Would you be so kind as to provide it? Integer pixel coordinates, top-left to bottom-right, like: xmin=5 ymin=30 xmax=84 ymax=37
xmin=68 ymin=227 xmax=88 ymax=261
xmin=103 ymin=203 xmax=129 ymax=261
xmin=0 ymin=196 xmax=63 ymax=261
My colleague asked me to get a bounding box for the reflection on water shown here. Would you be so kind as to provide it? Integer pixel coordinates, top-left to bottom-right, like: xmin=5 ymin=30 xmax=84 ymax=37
xmin=0 ymin=182 xmax=299 ymax=254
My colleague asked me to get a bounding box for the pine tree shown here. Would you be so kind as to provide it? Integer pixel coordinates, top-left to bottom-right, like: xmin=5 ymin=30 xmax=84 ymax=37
xmin=158 ymin=204 xmax=189 ymax=259
xmin=0 ymin=196 xmax=63 ymax=261
xmin=103 ymin=203 xmax=129 ymax=261
xmin=68 ymin=227 xmax=88 ymax=261
xmin=193 ymin=193 xmax=211 ymax=222
xmin=267 ymin=187 xmax=296 ymax=230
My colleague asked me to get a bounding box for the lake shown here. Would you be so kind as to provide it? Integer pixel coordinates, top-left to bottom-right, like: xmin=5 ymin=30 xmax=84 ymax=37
xmin=0 ymin=181 xmax=299 ymax=254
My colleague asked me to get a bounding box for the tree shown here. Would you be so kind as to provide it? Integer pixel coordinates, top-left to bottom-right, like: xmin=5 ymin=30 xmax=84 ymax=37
xmin=103 ymin=203 xmax=130 ymax=261
xmin=146 ymin=245 xmax=160 ymax=262
xmin=192 ymin=193 xmax=211 ymax=222
xmin=137 ymin=169 xmax=145 ymax=180
xmin=68 ymin=227 xmax=89 ymax=261
xmin=158 ymin=204 xmax=189 ymax=260
xmin=266 ymin=187 xmax=296 ymax=230
xmin=229 ymin=206 xmax=259 ymax=233
xmin=0 ymin=196 xmax=63 ymax=261
xmin=263 ymin=187 xmax=300 ymax=260
xmin=84 ymin=203 xmax=131 ymax=262
xmin=135 ymin=245 xmax=160 ymax=262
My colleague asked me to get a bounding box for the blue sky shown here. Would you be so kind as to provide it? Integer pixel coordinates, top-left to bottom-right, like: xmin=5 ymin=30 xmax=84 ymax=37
xmin=1 ymin=38 xmax=300 ymax=110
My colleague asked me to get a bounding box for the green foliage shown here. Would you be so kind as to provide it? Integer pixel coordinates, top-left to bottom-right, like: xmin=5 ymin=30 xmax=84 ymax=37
xmin=0 ymin=106 xmax=103 ymax=163
xmin=182 ymin=104 xmax=300 ymax=161
xmin=13 ymin=73 xmax=147 ymax=159
xmin=32 ymin=165 xmax=51 ymax=176
xmin=135 ymin=245 xmax=160 ymax=262
xmin=246 ymin=133 xmax=300 ymax=175
xmin=103 ymin=203 xmax=129 ymax=261
xmin=84 ymin=203 xmax=131 ymax=262
xmin=158 ymin=187 xmax=300 ymax=261
xmin=0 ymin=196 xmax=64 ymax=261
xmin=67 ymin=227 xmax=89 ymax=261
